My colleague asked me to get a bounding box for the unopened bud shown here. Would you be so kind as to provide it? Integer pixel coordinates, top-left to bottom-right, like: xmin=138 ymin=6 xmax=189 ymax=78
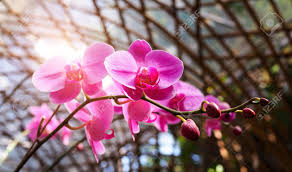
xmin=206 ymin=103 xmax=221 ymax=118
xmin=232 ymin=126 xmax=242 ymax=136
xmin=260 ymin=98 xmax=269 ymax=106
xmin=180 ymin=119 xmax=200 ymax=141
xmin=242 ymin=108 xmax=256 ymax=118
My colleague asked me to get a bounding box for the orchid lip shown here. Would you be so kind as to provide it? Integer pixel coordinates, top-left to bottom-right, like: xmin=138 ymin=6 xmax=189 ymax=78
xmin=65 ymin=63 xmax=83 ymax=81
xmin=135 ymin=66 xmax=159 ymax=89
xmin=169 ymin=93 xmax=185 ymax=110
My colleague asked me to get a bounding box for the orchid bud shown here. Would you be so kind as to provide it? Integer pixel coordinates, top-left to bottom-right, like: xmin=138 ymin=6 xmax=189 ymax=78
xmin=180 ymin=119 xmax=200 ymax=141
xmin=242 ymin=108 xmax=256 ymax=118
xmin=206 ymin=103 xmax=221 ymax=118
xmin=232 ymin=126 xmax=242 ymax=136
xmin=260 ymin=98 xmax=269 ymax=106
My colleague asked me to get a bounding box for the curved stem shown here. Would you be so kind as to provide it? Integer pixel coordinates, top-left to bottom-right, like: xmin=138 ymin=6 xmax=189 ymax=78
xmin=176 ymin=115 xmax=186 ymax=122
xmin=142 ymin=95 xmax=203 ymax=115
xmin=65 ymin=123 xmax=87 ymax=130
xmin=37 ymin=116 xmax=45 ymax=138
xmin=14 ymin=95 xmax=127 ymax=172
xmin=40 ymin=105 xmax=61 ymax=134
xmin=200 ymin=100 xmax=209 ymax=112
xmin=15 ymin=95 xmax=262 ymax=171
xmin=18 ymin=105 xmax=61 ymax=168
xmin=221 ymin=97 xmax=260 ymax=113
xmin=114 ymin=98 xmax=131 ymax=105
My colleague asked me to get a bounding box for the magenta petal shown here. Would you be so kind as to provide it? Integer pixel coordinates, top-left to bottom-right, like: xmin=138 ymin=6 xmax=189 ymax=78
xmin=145 ymin=50 xmax=184 ymax=88
xmin=82 ymin=80 xmax=102 ymax=96
xmin=173 ymin=81 xmax=205 ymax=111
xmin=130 ymin=120 xmax=140 ymax=134
xmin=128 ymin=40 xmax=151 ymax=67
xmin=154 ymin=116 xmax=168 ymax=132
xmin=145 ymin=113 xmax=157 ymax=123
xmin=87 ymin=134 xmax=105 ymax=163
xmin=86 ymin=91 xmax=114 ymax=128
xmin=122 ymin=85 xmax=143 ymax=101
xmin=104 ymin=129 xmax=115 ymax=140
xmin=128 ymin=119 xmax=140 ymax=141
xmin=32 ymin=56 xmax=66 ymax=92
xmin=218 ymin=102 xmax=230 ymax=110
xmin=114 ymin=106 xmax=123 ymax=114
xmin=144 ymin=86 xmax=175 ymax=100
xmin=124 ymin=100 xmax=151 ymax=121
xmin=64 ymin=100 xmax=90 ymax=123
xmin=82 ymin=42 xmax=114 ymax=84
xmin=86 ymin=119 xmax=107 ymax=141
xmin=165 ymin=113 xmax=181 ymax=124
xmin=104 ymin=51 xmax=138 ymax=89
xmin=49 ymin=80 xmax=81 ymax=104
xmin=205 ymin=95 xmax=220 ymax=105
xmin=205 ymin=119 xmax=221 ymax=137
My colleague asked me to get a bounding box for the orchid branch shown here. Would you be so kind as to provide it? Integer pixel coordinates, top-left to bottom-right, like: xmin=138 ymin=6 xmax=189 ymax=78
xmin=14 ymin=95 xmax=127 ymax=172
xmin=15 ymin=95 xmax=262 ymax=172
xmin=36 ymin=116 xmax=45 ymax=138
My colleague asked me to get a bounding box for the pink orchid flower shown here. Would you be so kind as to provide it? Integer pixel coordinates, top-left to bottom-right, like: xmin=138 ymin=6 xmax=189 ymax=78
xmin=32 ymin=43 xmax=114 ymax=104
xmin=104 ymin=39 xmax=184 ymax=101
xmin=204 ymin=95 xmax=235 ymax=137
xmin=26 ymin=103 xmax=59 ymax=141
xmin=65 ymin=90 xmax=114 ymax=163
xmin=104 ymin=80 xmax=156 ymax=140
xmin=122 ymin=99 xmax=156 ymax=141
xmin=153 ymin=81 xmax=205 ymax=132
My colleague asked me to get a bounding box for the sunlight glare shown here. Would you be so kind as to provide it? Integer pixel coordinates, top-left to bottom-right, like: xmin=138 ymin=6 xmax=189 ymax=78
xmin=34 ymin=38 xmax=86 ymax=61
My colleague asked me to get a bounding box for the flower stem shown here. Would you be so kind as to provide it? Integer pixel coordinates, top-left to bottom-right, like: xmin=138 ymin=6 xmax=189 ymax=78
xmin=176 ymin=115 xmax=186 ymax=122
xmin=65 ymin=123 xmax=87 ymax=130
xmin=141 ymin=95 xmax=203 ymax=115
xmin=221 ymin=97 xmax=260 ymax=113
xmin=14 ymin=95 xmax=127 ymax=172
xmin=36 ymin=116 xmax=45 ymax=138
xmin=15 ymin=95 xmax=262 ymax=171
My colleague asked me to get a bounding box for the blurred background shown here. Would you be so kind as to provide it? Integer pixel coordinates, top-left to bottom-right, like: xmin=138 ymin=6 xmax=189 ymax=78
xmin=1 ymin=0 xmax=292 ymax=171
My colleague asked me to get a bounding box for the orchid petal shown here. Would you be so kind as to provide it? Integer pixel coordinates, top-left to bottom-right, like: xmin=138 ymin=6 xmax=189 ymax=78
xmin=123 ymin=100 xmax=151 ymax=121
xmin=154 ymin=116 xmax=168 ymax=132
xmin=82 ymin=80 xmax=102 ymax=96
xmin=144 ymin=86 xmax=175 ymax=100
xmin=205 ymin=95 xmax=220 ymax=105
xmin=86 ymin=132 xmax=105 ymax=163
xmin=145 ymin=113 xmax=157 ymax=123
xmin=145 ymin=50 xmax=183 ymax=89
xmin=128 ymin=39 xmax=151 ymax=67
xmin=122 ymin=85 xmax=143 ymax=101
xmin=128 ymin=119 xmax=139 ymax=141
xmin=104 ymin=129 xmax=115 ymax=140
xmin=40 ymin=103 xmax=53 ymax=118
xmin=104 ymin=51 xmax=138 ymax=89
xmin=49 ymin=80 xmax=81 ymax=104
xmin=32 ymin=56 xmax=67 ymax=92
xmin=86 ymin=91 xmax=114 ymax=130
xmin=82 ymin=42 xmax=114 ymax=84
